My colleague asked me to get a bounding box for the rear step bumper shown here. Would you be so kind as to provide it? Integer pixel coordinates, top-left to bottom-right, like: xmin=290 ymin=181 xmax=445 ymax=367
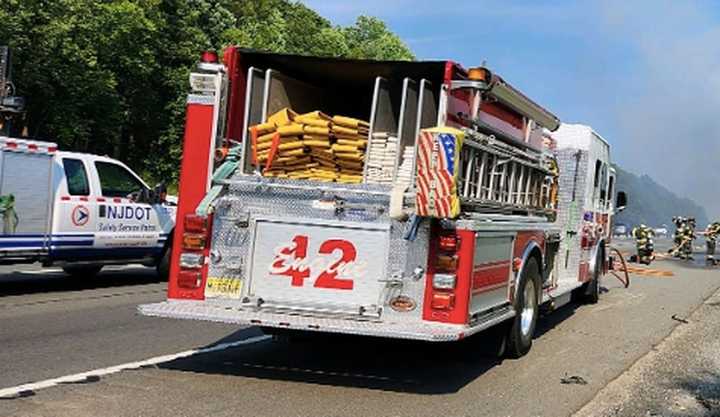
xmin=139 ymin=300 xmax=506 ymax=342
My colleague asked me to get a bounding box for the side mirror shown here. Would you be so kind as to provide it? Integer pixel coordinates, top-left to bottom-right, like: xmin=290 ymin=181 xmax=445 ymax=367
xmin=130 ymin=188 xmax=151 ymax=204
xmin=151 ymin=182 xmax=168 ymax=204
xmin=616 ymin=191 xmax=627 ymax=212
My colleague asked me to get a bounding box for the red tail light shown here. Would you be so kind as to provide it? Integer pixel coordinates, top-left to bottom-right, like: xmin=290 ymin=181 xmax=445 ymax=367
xmin=201 ymin=50 xmax=218 ymax=63
xmin=184 ymin=214 xmax=208 ymax=233
xmin=178 ymin=270 xmax=203 ymax=289
xmin=172 ymin=213 xmax=213 ymax=295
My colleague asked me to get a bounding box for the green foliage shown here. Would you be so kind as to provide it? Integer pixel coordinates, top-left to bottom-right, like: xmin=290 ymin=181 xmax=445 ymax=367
xmin=343 ymin=16 xmax=414 ymax=61
xmin=0 ymin=0 xmax=413 ymax=184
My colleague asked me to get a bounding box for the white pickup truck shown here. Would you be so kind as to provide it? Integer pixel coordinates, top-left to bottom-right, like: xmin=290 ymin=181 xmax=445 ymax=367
xmin=0 ymin=136 xmax=176 ymax=277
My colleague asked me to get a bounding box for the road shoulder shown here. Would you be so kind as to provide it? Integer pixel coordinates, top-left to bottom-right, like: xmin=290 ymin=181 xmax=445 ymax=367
xmin=573 ymin=284 xmax=720 ymax=417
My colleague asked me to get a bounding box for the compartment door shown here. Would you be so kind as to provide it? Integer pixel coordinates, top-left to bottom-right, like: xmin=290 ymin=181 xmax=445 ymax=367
xmin=0 ymin=151 xmax=53 ymax=251
xmin=469 ymin=233 xmax=514 ymax=315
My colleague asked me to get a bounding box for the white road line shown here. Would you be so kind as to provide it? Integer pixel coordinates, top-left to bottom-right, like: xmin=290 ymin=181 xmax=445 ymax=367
xmin=16 ymin=265 xmax=144 ymax=275
xmin=104 ymin=264 xmax=147 ymax=271
xmin=0 ymin=335 xmax=271 ymax=399
xmin=17 ymin=269 xmax=64 ymax=275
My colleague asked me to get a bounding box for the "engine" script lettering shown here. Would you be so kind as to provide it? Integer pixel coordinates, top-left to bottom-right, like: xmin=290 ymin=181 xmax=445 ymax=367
xmin=268 ymin=235 xmax=367 ymax=290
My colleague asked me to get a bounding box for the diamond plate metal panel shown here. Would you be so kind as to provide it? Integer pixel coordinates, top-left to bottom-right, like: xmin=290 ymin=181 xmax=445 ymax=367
xmin=207 ymin=175 xmax=430 ymax=323
xmin=554 ymin=148 xmax=588 ymax=284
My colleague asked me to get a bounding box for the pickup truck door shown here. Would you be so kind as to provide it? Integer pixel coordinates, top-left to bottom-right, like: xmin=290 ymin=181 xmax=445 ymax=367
xmin=89 ymin=160 xmax=169 ymax=259
xmin=50 ymin=156 xmax=96 ymax=259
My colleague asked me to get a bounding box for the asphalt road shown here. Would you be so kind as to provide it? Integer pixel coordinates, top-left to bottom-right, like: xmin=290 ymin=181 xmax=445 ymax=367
xmin=576 ymin=282 xmax=720 ymax=417
xmin=1 ymin=240 xmax=719 ymax=417
xmin=0 ymin=264 xmax=243 ymax=389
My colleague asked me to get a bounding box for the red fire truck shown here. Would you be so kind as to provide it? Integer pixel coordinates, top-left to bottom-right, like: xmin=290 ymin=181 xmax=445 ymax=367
xmin=140 ymin=48 xmax=626 ymax=357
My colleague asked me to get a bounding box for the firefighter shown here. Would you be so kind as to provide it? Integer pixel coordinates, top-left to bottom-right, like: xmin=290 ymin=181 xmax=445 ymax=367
xmin=631 ymin=224 xmax=655 ymax=264
xmin=705 ymin=221 xmax=720 ymax=265
xmin=679 ymin=217 xmax=696 ymax=260
xmin=669 ymin=216 xmax=686 ymax=258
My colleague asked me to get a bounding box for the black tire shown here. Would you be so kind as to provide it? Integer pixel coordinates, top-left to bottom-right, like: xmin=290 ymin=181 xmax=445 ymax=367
xmin=156 ymin=246 xmax=171 ymax=281
xmin=505 ymin=257 xmax=540 ymax=358
xmin=62 ymin=265 xmax=103 ymax=278
xmin=455 ymin=321 xmax=510 ymax=359
xmin=583 ymin=264 xmax=600 ymax=304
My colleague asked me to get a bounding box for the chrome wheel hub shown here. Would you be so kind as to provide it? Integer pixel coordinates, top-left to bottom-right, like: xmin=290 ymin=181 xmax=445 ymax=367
xmin=520 ymin=279 xmax=537 ymax=338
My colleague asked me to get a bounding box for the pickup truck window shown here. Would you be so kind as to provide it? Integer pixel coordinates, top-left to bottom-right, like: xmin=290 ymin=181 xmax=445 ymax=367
xmin=95 ymin=161 xmax=145 ymax=198
xmin=62 ymin=158 xmax=90 ymax=196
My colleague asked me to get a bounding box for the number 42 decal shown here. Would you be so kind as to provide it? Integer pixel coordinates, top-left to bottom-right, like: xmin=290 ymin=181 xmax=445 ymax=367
xmin=268 ymin=235 xmax=366 ymax=290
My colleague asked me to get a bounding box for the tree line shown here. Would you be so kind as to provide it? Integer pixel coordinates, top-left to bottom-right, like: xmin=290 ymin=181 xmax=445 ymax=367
xmin=0 ymin=0 xmax=413 ymax=183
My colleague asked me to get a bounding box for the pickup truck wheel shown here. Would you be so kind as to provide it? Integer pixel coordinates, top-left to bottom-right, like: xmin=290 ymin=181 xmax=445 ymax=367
xmin=156 ymin=247 xmax=171 ymax=281
xmin=505 ymin=257 xmax=540 ymax=358
xmin=62 ymin=265 xmax=102 ymax=278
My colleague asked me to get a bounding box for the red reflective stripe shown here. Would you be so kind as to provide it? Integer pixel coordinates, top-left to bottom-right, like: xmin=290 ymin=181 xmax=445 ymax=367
xmin=472 ymin=281 xmax=507 ymax=295
xmin=27 ymin=144 xmax=38 ymax=151
xmin=113 ymin=198 xmax=122 ymax=203
xmin=48 ymin=146 xmax=58 ymax=153
xmin=96 ymin=197 xmax=106 ymax=202
xmin=471 ymin=263 xmax=510 ymax=294
xmin=60 ymin=196 xmax=71 ymax=201
xmin=5 ymin=142 xmax=17 ymax=149
xmin=79 ymin=196 xmax=89 ymax=202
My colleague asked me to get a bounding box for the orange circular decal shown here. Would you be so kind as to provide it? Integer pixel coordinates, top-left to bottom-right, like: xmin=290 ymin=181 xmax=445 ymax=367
xmin=72 ymin=205 xmax=90 ymax=226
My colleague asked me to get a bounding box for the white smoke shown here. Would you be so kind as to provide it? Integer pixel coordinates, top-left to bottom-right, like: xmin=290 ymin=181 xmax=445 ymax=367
xmin=596 ymin=0 xmax=720 ymax=218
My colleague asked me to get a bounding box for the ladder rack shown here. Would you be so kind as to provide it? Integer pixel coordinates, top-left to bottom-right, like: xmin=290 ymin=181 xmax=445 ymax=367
xmin=458 ymin=129 xmax=555 ymax=217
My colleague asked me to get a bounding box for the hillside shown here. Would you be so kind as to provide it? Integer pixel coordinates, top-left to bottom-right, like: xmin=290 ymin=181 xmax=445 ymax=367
xmin=613 ymin=165 xmax=709 ymax=228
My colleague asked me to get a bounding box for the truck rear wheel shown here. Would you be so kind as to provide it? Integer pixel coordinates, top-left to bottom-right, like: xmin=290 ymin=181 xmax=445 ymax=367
xmin=583 ymin=265 xmax=600 ymax=304
xmin=156 ymin=247 xmax=171 ymax=281
xmin=62 ymin=265 xmax=103 ymax=278
xmin=505 ymin=257 xmax=540 ymax=358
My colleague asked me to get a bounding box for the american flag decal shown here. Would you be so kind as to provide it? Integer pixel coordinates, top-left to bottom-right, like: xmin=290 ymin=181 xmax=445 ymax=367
xmin=416 ymin=127 xmax=464 ymax=218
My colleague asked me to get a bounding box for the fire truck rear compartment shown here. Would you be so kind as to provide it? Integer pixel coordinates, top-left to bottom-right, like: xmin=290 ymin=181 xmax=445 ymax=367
xmin=236 ymin=51 xmax=447 ymax=175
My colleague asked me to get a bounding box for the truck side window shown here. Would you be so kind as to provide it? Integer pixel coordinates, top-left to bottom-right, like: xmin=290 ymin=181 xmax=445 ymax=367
xmin=95 ymin=161 xmax=145 ymax=198
xmin=592 ymin=159 xmax=602 ymax=207
xmin=62 ymin=158 xmax=90 ymax=196
xmin=599 ymin=163 xmax=608 ymax=207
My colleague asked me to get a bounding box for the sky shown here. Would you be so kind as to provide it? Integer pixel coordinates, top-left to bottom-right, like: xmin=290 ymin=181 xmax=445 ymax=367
xmin=302 ymin=0 xmax=720 ymax=218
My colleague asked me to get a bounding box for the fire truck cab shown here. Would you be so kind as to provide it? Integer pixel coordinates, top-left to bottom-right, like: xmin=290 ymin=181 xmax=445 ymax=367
xmin=141 ymin=49 xmax=624 ymax=357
